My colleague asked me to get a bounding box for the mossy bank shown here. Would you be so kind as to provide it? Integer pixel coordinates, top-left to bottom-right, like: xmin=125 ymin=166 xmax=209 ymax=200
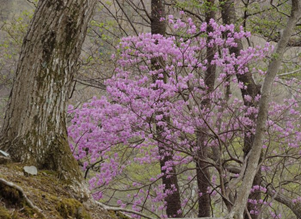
xmin=0 ymin=163 xmax=129 ymax=219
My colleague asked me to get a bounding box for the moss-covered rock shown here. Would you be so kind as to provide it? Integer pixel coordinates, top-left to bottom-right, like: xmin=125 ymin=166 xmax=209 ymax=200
xmin=56 ymin=198 xmax=91 ymax=219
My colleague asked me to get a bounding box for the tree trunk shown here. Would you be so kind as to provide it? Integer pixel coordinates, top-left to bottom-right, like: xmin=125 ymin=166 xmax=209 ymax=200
xmin=228 ymin=1 xmax=301 ymax=218
xmin=195 ymin=0 xmax=216 ymax=217
xmin=151 ymin=0 xmax=182 ymax=217
xmin=220 ymin=1 xmax=262 ymax=218
xmin=0 ymin=0 xmax=97 ymax=182
xmin=195 ymin=131 xmax=211 ymax=217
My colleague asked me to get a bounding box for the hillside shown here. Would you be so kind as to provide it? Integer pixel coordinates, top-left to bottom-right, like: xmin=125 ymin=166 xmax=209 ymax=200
xmin=0 ymin=160 xmax=126 ymax=219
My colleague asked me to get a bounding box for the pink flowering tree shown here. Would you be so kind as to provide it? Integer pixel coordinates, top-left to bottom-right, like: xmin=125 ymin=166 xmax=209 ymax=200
xmin=68 ymin=14 xmax=301 ymax=218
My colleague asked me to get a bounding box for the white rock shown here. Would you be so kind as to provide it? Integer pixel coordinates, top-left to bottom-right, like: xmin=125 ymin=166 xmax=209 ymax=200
xmin=23 ymin=166 xmax=38 ymax=176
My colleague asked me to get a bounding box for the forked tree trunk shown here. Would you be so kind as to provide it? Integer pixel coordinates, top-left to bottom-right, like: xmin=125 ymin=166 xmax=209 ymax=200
xmin=0 ymin=0 xmax=97 ymax=182
xmin=151 ymin=0 xmax=182 ymax=217
xmin=220 ymin=1 xmax=261 ymax=218
xmin=229 ymin=1 xmax=301 ymax=218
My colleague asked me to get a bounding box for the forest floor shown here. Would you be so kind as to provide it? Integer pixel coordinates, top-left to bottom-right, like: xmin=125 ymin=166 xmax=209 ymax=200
xmin=0 ymin=162 xmax=125 ymax=219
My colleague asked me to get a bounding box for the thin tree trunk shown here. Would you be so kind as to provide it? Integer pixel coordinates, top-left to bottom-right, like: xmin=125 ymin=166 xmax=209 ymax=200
xmin=195 ymin=0 xmax=216 ymax=217
xmin=228 ymin=1 xmax=301 ymax=218
xmin=0 ymin=0 xmax=97 ymax=182
xmin=220 ymin=1 xmax=262 ymax=218
xmin=151 ymin=0 xmax=182 ymax=217
xmin=195 ymin=131 xmax=211 ymax=217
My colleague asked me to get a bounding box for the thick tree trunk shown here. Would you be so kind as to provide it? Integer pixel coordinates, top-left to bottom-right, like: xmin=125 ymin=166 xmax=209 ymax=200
xmin=195 ymin=0 xmax=216 ymax=217
xmin=151 ymin=0 xmax=182 ymax=217
xmin=220 ymin=1 xmax=261 ymax=218
xmin=0 ymin=0 xmax=97 ymax=182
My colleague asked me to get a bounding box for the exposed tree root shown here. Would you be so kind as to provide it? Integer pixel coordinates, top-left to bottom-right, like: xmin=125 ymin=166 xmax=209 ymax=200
xmin=0 ymin=177 xmax=46 ymax=218
xmin=96 ymin=201 xmax=155 ymax=219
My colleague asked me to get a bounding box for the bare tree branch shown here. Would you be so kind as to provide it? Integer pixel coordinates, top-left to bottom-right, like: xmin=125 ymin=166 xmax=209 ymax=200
xmin=262 ymin=181 xmax=301 ymax=218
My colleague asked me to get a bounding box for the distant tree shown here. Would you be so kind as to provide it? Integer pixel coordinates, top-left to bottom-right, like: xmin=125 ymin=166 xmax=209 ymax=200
xmin=68 ymin=17 xmax=270 ymax=218
xmin=69 ymin=1 xmax=301 ymax=217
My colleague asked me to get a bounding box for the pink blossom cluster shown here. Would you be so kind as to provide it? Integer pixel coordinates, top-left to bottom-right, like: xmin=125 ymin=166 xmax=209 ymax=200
xmin=292 ymin=197 xmax=301 ymax=204
xmin=67 ymin=16 xmax=301 ymax=217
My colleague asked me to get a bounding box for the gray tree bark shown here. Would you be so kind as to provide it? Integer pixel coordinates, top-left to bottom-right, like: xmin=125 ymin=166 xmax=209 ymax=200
xmin=0 ymin=0 xmax=97 ymax=182
xmin=261 ymin=181 xmax=301 ymax=218
xmin=228 ymin=1 xmax=301 ymax=218
xmin=219 ymin=1 xmax=262 ymax=218
xmin=195 ymin=0 xmax=216 ymax=217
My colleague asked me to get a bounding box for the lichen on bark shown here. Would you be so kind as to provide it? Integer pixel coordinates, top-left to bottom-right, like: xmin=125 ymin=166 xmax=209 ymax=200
xmin=0 ymin=0 xmax=97 ymax=184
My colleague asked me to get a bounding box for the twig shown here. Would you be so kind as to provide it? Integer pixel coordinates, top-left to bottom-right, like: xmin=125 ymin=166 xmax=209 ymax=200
xmin=26 ymin=0 xmax=37 ymax=7
xmin=278 ymin=68 xmax=301 ymax=77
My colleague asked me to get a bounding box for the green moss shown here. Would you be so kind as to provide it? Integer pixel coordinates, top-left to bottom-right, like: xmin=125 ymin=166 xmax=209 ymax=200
xmin=40 ymin=169 xmax=56 ymax=176
xmin=21 ymin=204 xmax=43 ymax=219
xmin=7 ymin=164 xmax=23 ymax=172
xmin=56 ymin=198 xmax=91 ymax=219
xmin=0 ymin=205 xmax=11 ymax=219
xmin=115 ymin=211 xmax=132 ymax=219
xmin=0 ymin=182 xmax=44 ymax=219
xmin=108 ymin=210 xmax=119 ymax=219
xmin=106 ymin=210 xmax=131 ymax=219
xmin=0 ymin=163 xmax=101 ymax=219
